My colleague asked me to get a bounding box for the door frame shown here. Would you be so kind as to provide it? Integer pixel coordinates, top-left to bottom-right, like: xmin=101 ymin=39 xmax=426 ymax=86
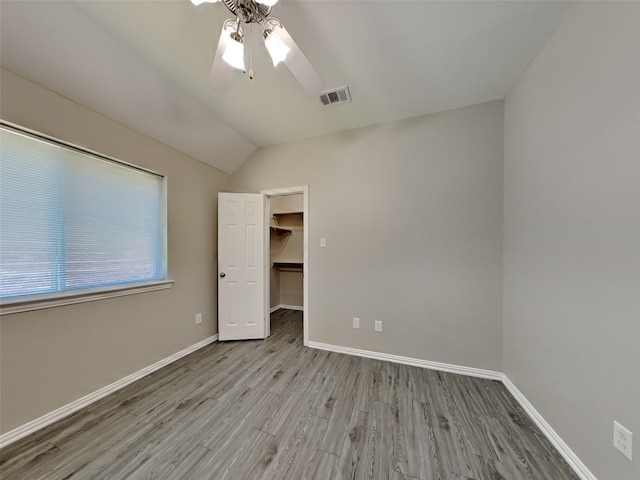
xmin=261 ymin=185 xmax=309 ymax=346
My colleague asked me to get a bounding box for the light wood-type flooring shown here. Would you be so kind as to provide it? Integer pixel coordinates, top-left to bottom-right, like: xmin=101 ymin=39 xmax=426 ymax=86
xmin=1 ymin=310 xmax=579 ymax=480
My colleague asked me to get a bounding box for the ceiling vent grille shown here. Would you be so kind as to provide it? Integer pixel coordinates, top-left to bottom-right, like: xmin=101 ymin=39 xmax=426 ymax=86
xmin=320 ymin=86 xmax=351 ymax=107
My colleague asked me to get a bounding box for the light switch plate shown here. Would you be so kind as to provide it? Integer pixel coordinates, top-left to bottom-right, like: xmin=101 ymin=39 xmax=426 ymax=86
xmin=320 ymin=238 xmax=326 ymax=248
xmin=352 ymin=317 xmax=360 ymax=329
xmin=613 ymin=421 xmax=633 ymax=460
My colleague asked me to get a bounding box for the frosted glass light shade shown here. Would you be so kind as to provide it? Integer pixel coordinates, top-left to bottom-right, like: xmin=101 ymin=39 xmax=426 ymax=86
xmin=222 ymin=35 xmax=245 ymax=70
xmin=190 ymin=0 xmax=220 ymax=5
xmin=264 ymin=31 xmax=290 ymax=67
xmin=256 ymin=0 xmax=278 ymax=6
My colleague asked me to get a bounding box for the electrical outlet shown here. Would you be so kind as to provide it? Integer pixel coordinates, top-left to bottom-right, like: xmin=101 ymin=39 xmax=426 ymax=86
xmin=374 ymin=320 xmax=382 ymax=332
xmin=195 ymin=313 xmax=202 ymax=325
xmin=613 ymin=421 xmax=633 ymax=461
xmin=352 ymin=317 xmax=360 ymax=329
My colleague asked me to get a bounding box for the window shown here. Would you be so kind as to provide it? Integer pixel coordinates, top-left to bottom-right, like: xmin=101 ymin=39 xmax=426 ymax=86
xmin=0 ymin=123 xmax=167 ymax=302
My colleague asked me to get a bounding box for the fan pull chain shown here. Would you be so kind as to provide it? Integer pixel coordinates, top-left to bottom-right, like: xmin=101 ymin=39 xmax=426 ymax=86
xmin=248 ymin=23 xmax=254 ymax=79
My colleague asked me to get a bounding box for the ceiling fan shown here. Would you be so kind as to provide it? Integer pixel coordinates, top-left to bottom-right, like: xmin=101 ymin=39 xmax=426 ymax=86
xmin=190 ymin=0 xmax=325 ymax=95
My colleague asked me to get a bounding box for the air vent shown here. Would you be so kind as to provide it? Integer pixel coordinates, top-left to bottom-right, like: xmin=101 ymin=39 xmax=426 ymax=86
xmin=319 ymin=86 xmax=351 ymax=107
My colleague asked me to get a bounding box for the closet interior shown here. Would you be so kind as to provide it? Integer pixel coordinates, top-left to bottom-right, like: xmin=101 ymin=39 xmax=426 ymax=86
xmin=269 ymin=194 xmax=303 ymax=311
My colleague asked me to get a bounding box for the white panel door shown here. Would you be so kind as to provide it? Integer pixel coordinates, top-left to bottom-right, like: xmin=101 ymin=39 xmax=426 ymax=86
xmin=218 ymin=193 xmax=266 ymax=341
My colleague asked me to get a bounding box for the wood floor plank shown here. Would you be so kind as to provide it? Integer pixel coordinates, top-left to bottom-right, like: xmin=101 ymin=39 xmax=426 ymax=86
xmin=351 ymin=359 xmax=380 ymax=414
xmin=0 ymin=440 xmax=60 ymax=480
xmin=192 ymin=429 xmax=278 ymax=480
xmin=34 ymin=413 xmax=158 ymax=479
xmin=391 ymin=400 xmax=447 ymax=480
xmin=430 ymin=414 xmax=475 ymax=478
xmin=56 ymin=422 xmax=167 ymax=480
xmin=260 ymin=380 xmax=317 ymax=437
xmin=301 ymin=449 xmax=339 ymax=480
xmin=296 ymin=347 xmax=334 ymax=385
xmin=334 ymin=408 xmax=371 ymax=480
xmin=225 ymin=429 xmax=280 ymax=480
xmin=1 ymin=310 xmax=580 ymax=480
xmin=480 ymin=415 xmax=579 ymax=480
xmin=267 ymin=413 xmax=328 ymax=480
xmin=200 ymin=390 xmax=281 ymax=452
xmin=406 ymin=365 xmax=438 ymax=405
xmin=414 ymin=380 xmax=476 ymax=479
xmin=523 ymin=445 xmax=581 ymax=480
xmin=479 ymin=415 xmax=538 ymax=480
xmin=376 ymin=360 xmax=398 ymax=405
xmin=367 ymin=401 xmax=393 ymax=479
xmin=390 ymin=471 xmax=427 ymax=480
xmin=466 ymin=453 xmax=525 ymax=480
xmin=444 ymin=377 xmax=499 ymax=461
xmin=152 ymin=444 xmax=217 ymax=480
xmin=312 ymin=355 xmax=362 ymax=421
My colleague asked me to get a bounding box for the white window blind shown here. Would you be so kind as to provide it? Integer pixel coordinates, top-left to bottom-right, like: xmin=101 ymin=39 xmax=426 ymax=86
xmin=0 ymin=124 xmax=166 ymax=299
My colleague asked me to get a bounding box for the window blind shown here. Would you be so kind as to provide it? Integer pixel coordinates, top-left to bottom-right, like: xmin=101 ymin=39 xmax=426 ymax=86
xmin=0 ymin=125 xmax=166 ymax=299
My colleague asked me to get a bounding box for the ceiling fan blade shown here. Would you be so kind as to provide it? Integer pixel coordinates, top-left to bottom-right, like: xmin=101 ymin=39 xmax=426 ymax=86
xmin=274 ymin=25 xmax=325 ymax=95
xmin=210 ymin=26 xmax=233 ymax=90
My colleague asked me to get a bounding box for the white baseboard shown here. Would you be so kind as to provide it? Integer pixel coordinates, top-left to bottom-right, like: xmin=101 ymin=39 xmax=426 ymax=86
xmin=0 ymin=334 xmax=218 ymax=449
xmin=501 ymin=375 xmax=597 ymax=480
xmin=307 ymin=341 xmax=503 ymax=381
xmin=270 ymin=304 xmax=303 ymax=313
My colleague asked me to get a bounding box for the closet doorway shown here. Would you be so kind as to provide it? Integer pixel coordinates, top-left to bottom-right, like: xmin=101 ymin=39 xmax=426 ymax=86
xmin=262 ymin=186 xmax=308 ymax=346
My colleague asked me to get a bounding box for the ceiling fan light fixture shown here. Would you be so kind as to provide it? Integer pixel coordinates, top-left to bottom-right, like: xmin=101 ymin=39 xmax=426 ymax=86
xmin=195 ymin=0 xmax=324 ymax=93
xmin=264 ymin=29 xmax=290 ymax=67
xmin=222 ymin=31 xmax=245 ymax=71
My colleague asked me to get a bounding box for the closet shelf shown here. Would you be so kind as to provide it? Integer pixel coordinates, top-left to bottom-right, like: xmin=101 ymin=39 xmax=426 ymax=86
xmin=273 ymin=262 xmax=303 ymax=272
xmin=273 ymin=211 xmax=303 ymax=218
xmin=272 ymin=212 xmax=303 ymax=226
xmin=270 ymin=226 xmax=292 ymax=236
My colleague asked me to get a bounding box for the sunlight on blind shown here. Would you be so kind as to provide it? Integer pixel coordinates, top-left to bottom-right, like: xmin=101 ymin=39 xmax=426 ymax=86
xmin=0 ymin=126 xmax=165 ymax=298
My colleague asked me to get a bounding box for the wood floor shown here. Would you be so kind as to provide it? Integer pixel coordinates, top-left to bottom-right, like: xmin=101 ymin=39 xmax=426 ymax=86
xmin=1 ymin=310 xmax=579 ymax=480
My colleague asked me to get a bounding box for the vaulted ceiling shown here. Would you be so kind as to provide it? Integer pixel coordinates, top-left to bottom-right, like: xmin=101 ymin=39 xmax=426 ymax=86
xmin=0 ymin=1 xmax=573 ymax=173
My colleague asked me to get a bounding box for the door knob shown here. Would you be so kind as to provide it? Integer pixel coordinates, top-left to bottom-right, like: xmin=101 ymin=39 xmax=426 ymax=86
xmin=219 ymin=272 xmax=226 ymax=278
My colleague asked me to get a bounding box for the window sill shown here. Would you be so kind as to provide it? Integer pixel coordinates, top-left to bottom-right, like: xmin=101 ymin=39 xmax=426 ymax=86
xmin=0 ymin=280 xmax=174 ymax=316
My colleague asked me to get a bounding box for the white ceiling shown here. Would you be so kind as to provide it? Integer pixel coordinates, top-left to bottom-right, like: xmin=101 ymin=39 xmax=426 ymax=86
xmin=0 ymin=0 xmax=573 ymax=174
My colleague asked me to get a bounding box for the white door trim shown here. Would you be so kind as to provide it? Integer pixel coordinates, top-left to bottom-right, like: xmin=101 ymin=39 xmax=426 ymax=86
xmin=261 ymin=185 xmax=309 ymax=346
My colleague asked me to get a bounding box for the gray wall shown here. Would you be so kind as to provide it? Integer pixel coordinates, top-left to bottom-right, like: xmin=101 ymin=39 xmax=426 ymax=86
xmin=0 ymin=68 xmax=230 ymax=433
xmin=232 ymin=101 xmax=504 ymax=371
xmin=503 ymin=3 xmax=640 ymax=479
